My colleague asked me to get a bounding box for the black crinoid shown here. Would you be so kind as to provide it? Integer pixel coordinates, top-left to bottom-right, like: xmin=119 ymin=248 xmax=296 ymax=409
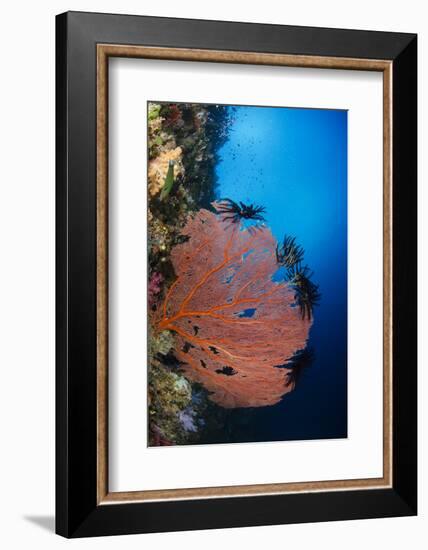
xmin=284 ymin=347 xmax=315 ymax=389
xmin=276 ymin=235 xmax=304 ymax=269
xmin=276 ymin=233 xmax=321 ymax=320
xmin=216 ymin=198 xmax=266 ymax=225
xmin=287 ymin=264 xmax=321 ymax=321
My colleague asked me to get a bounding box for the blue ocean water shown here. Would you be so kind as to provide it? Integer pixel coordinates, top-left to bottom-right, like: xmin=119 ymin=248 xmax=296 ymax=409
xmin=214 ymin=105 xmax=348 ymax=442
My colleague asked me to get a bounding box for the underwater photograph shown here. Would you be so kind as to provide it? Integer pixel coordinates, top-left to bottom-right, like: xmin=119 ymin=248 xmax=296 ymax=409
xmin=147 ymin=101 xmax=347 ymax=447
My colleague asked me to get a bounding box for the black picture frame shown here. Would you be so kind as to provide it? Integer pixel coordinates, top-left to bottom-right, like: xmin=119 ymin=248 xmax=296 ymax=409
xmin=56 ymin=11 xmax=417 ymax=538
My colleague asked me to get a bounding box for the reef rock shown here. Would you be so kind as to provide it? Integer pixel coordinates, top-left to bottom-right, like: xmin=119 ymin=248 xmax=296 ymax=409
xmin=148 ymin=147 xmax=183 ymax=197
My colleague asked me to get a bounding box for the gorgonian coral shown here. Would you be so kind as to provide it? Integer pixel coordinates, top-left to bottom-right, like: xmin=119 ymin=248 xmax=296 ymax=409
xmin=156 ymin=208 xmax=312 ymax=408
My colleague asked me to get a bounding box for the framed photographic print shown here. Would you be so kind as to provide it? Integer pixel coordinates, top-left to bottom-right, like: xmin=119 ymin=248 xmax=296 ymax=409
xmin=56 ymin=11 xmax=417 ymax=537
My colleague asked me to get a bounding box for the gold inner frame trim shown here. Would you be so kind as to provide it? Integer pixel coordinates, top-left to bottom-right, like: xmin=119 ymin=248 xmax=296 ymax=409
xmin=96 ymin=44 xmax=393 ymax=505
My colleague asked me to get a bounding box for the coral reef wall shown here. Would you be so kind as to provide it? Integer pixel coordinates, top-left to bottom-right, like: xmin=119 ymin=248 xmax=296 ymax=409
xmin=147 ymin=102 xmax=233 ymax=445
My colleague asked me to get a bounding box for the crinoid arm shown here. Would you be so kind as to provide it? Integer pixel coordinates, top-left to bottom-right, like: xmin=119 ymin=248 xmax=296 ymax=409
xmin=215 ymin=198 xmax=240 ymax=213
xmin=277 ymin=234 xmax=305 ymax=269
xmin=252 ymin=204 xmax=266 ymax=216
xmin=287 ymin=264 xmax=321 ymax=320
xmin=214 ymin=198 xmax=266 ymax=224
xmin=284 ymin=347 xmax=315 ymax=389
xmin=242 ymin=202 xmax=266 ymax=222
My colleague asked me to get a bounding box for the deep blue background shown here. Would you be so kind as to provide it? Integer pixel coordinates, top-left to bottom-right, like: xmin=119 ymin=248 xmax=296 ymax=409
xmin=214 ymin=105 xmax=348 ymax=442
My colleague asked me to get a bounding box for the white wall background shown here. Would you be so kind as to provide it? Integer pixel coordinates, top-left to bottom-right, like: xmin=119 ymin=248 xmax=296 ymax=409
xmin=0 ymin=1 xmax=424 ymax=548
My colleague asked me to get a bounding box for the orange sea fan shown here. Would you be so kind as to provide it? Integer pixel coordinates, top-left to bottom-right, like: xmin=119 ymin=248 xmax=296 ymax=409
xmin=156 ymin=208 xmax=312 ymax=408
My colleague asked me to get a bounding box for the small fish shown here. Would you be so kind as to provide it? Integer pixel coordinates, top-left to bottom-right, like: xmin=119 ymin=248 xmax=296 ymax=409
xmin=160 ymin=161 xmax=175 ymax=200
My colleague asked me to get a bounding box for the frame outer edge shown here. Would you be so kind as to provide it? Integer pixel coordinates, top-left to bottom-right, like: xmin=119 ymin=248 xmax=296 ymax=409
xmin=64 ymin=10 xmax=416 ymax=60
xmin=55 ymin=11 xmax=70 ymax=538
xmin=391 ymin=35 xmax=418 ymax=513
xmin=55 ymin=11 xmax=418 ymax=537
